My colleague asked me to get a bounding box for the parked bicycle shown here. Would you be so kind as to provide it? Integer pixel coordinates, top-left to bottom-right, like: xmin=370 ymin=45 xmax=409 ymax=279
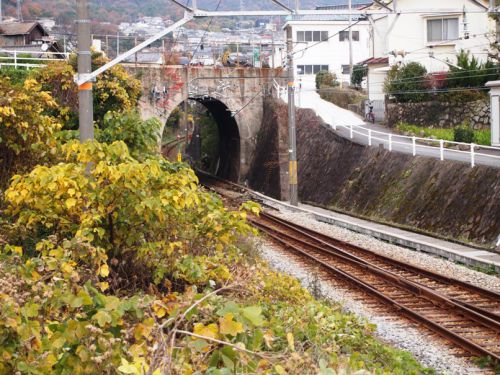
xmin=365 ymin=101 xmax=375 ymax=124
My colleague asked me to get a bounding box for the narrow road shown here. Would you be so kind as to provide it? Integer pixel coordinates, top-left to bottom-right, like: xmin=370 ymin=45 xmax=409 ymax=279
xmin=284 ymin=79 xmax=500 ymax=168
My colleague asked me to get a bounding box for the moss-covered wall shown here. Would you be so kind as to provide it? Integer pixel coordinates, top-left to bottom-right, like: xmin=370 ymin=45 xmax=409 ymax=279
xmin=253 ymin=100 xmax=500 ymax=248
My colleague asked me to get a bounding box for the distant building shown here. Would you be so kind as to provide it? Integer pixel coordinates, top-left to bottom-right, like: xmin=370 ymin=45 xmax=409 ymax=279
xmin=283 ymin=7 xmax=371 ymax=82
xmin=0 ymin=21 xmax=63 ymax=54
xmin=0 ymin=21 xmax=47 ymax=47
xmin=360 ymin=0 xmax=493 ymax=106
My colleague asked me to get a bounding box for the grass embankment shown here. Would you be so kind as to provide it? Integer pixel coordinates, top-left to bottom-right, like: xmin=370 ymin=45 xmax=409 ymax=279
xmin=396 ymin=123 xmax=491 ymax=146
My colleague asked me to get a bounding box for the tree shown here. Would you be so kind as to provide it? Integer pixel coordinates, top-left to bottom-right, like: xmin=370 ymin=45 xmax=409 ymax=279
xmin=384 ymin=62 xmax=429 ymax=103
xmin=446 ymin=50 xmax=500 ymax=89
xmin=33 ymin=51 xmax=142 ymax=130
xmin=0 ymin=78 xmax=61 ymax=188
xmin=351 ymin=64 xmax=368 ymax=88
xmin=315 ymin=71 xmax=338 ymax=90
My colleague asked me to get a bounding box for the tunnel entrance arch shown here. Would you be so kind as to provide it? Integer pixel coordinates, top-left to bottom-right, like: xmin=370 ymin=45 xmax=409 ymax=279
xmin=162 ymin=97 xmax=241 ymax=182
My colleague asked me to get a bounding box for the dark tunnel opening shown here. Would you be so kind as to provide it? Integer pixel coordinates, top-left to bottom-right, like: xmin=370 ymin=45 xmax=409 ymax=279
xmin=163 ymin=98 xmax=240 ymax=182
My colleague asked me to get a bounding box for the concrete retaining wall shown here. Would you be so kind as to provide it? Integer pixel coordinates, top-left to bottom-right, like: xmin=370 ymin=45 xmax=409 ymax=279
xmin=251 ymin=99 xmax=500 ymax=249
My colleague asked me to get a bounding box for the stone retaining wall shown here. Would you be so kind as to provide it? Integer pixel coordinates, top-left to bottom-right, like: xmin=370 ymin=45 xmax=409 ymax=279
xmin=386 ymin=99 xmax=490 ymax=129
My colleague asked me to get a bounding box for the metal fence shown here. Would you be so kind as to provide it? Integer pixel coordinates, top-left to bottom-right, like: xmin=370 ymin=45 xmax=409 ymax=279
xmin=0 ymin=50 xmax=70 ymax=69
xmin=335 ymin=124 xmax=500 ymax=168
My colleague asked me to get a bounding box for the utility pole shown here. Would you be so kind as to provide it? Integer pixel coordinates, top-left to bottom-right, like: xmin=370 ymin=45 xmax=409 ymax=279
xmin=286 ymin=25 xmax=298 ymax=206
xmin=16 ymin=0 xmax=22 ymax=21
xmin=348 ymin=0 xmax=353 ymax=76
xmin=184 ymin=67 xmax=190 ymax=153
xmin=76 ymin=0 xmax=94 ymax=142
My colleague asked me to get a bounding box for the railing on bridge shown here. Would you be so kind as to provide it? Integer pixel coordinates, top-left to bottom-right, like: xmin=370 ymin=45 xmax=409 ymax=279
xmin=336 ymin=124 xmax=500 ymax=168
xmin=0 ymin=50 xmax=70 ymax=70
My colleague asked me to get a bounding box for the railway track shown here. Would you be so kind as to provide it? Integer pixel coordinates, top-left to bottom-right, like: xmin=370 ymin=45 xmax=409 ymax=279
xmin=199 ymin=173 xmax=500 ymax=366
xmin=162 ymin=138 xmax=184 ymax=160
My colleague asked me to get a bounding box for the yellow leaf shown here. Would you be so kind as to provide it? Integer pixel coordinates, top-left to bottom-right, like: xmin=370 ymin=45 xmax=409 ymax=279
xmin=61 ymin=262 xmax=74 ymax=275
xmin=274 ymin=365 xmax=286 ymax=374
xmin=287 ymin=332 xmax=295 ymax=352
xmin=219 ymin=313 xmax=244 ymax=337
xmin=98 ymin=282 xmax=109 ymax=292
xmin=152 ymin=301 xmax=167 ymax=318
xmin=99 ymin=264 xmax=110 ymax=277
xmin=12 ymin=246 xmax=23 ymax=256
xmin=65 ymin=198 xmax=77 ymax=209
xmin=193 ymin=323 xmax=219 ymax=340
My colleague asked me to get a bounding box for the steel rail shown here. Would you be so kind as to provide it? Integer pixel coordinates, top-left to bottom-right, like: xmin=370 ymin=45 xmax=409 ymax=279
xmin=259 ymin=227 xmax=500 ymax=362
xmin=259 ymin=212 xmax=500 ymax=321
xmin=252 ymin=218 xmax=500 ymax=330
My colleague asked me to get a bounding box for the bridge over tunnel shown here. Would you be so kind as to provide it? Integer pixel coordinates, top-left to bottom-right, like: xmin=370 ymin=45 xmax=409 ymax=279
xmin=125 ymin=66 xmax=286 ymax=183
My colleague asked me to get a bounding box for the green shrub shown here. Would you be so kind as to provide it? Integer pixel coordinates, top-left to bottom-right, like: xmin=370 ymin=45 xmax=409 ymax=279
xmin=320 ymin=88 xmax=367 ymax=109
xmin=446 ymin=50 xmax=500 ymax=89
xmin=454 ymin=125 xmax=475 ymax=143
xmin=396 ymin=123 xmax=454 ymax=140
xmin=385 ymin=62 xmax=429 ymax=103
xmin=474 ymin=130 xmax=491 ymax=146
xmin=315 ymin=70 xmax=338 ymax=89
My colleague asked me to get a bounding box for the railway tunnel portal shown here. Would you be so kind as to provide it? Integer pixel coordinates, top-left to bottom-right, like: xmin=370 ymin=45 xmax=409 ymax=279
xmin=126 ymin=65 xmax=284 ymax=182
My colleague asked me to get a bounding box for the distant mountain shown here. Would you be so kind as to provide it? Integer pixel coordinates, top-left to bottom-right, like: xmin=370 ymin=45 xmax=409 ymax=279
xmin=1 ymin=0 xmax=364 ymax=35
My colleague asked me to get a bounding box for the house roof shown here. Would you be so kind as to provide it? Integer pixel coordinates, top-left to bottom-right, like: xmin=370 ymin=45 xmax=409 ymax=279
xmin=315 ymin=0 xmax=373 ymax=9
xmin=0 ymin=22 xmax=48 ymax=36
xmin=359 ymin=57 xmax=389 ymax=65
xmin=366 ymin=0 xmax=488 ymax=10
xmin=287 ymin=14 xmax=368 ymax=22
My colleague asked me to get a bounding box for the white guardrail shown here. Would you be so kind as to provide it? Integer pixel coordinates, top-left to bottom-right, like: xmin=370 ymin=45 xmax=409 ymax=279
xmin=0 ymin=50 xmax=70 ymax=69
xmin=271 ymin=80 xmax=500 ymax=168
xmin=336 ymin=124 xmax=500 ymax=168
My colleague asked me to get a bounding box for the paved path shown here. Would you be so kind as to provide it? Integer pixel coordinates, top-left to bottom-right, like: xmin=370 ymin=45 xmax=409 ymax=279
xmin=284 ymin=79 xmax=500 ymax=168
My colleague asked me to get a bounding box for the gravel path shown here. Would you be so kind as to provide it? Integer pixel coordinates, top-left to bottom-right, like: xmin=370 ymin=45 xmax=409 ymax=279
xmin=270 ymin=209 xmax=500 ymax=292
xmin=259 ymin=242 xmax=490 ymax=375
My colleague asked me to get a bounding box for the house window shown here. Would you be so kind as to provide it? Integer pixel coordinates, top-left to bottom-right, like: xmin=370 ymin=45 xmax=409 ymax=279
xmin=342 ymin=65 xmax=351 ymax=74
xmin=297 ymin=30 xmax=329 ymax=42
xmin=339 ymin=31 xmax=360 ymax=42
xmin=297 ymin=64 xmax=329 ymax=75
xmin=427 ymin=18 xmax=459 ymax=42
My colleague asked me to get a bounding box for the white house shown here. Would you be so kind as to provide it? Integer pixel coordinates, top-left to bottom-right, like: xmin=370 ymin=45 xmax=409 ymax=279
xmin=362 ymin=0 xmax=494 ymax=101
xmin=283 ymin=3 xmax=372 ymax=84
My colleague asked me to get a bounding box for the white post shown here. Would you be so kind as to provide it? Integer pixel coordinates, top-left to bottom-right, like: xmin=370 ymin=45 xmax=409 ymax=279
xmin=470 ymin=143 xmax=475 ymax=168
xmin=388 ymin=134 xmax=392 ymax=151
xmin=439 ymin=139 xmax=444 ymax=161
xmin=368 ymin=129 xmax=372 ymax=146
xmin=486 ymin=81 xmax=500 ymax=146
xmin=412 ymin=136 xmax=416 ymax=156
xmin=14 ymin=51 xmax=17 ymax=69
xmin=350 ymin=125 xmax=353 ymax=139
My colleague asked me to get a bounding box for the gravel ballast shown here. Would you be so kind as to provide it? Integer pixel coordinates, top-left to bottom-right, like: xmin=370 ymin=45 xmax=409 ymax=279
xmin=256 ymin=207 xmax=500 ymax=374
